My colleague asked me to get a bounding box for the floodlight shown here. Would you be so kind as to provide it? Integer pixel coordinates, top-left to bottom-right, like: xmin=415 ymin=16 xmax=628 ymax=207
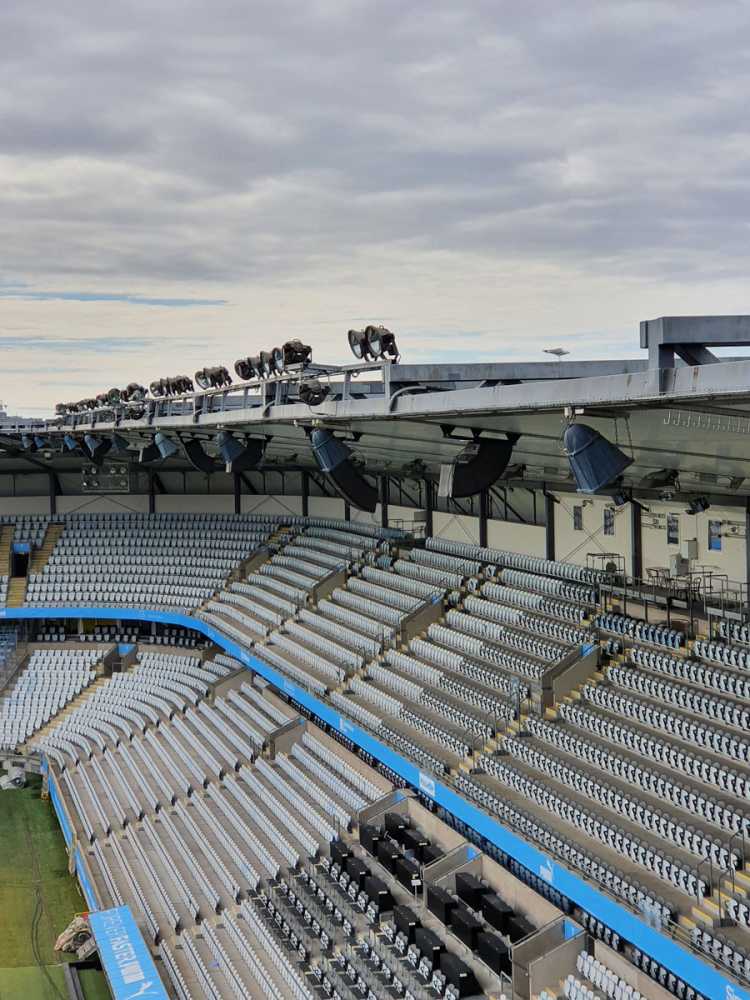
xmin=234 ymin=357 xmax=256 ymax=380
xmin=271 ymin=347 xmax=285 ymax=375
xmin=281 ymin=340 xmax=311 ymax=367
xmin=122 ymin=382 xmax=147 ymax=402
xmin=348 ymin=325 xmax=397 ymax=361
xmin=299 ymin=379 xmax=330 ymax=406
xmin=106 ymin=387 xmax=123 ymax=404
xmin=686 ymin=496 xmax=710 ymax=515
xmin=259 ymin=351 xmax=274 ymax=379
xmin=195 ymin=365 xmax=232 ymax=390
xmin=564 ymin=423 xmax=633 ymax=494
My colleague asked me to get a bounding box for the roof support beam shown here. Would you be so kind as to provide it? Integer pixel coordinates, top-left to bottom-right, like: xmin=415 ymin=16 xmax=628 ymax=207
xmin=479 ymin=489 xmax=489 ymax=548
xmin=631 ymin=499 xmax=643 ymax=581
xmin=545 ymin=491 xmax=556 ymax=561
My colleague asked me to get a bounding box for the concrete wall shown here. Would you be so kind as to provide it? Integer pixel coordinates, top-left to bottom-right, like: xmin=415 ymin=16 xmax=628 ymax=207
xmin=553 ymin=494 xmax=632 ymax=575
xmin=553 ymin=492 xmax=747 ymax=584
xmin=240 ymin=494 xmax=303 ymax=517
xmin=641 ymin=501 xmax=746 ymax=582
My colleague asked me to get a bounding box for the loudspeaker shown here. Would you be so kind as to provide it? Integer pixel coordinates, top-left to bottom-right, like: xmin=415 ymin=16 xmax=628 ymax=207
xmin=477 ymin=931 xmax=511 ymax=976
xmin=414 ymin=928 xmax=443 ymax=970
xmin=309 ymin=429 xmax=378 ymax=512
xmin=481 ymin=893 xmax=513 ymax=934
xmin=507 ymin=914 xmax=535 ymax=942
xmin=455 ymin=872 xmax=484 ymax=910
xmin=394 ymin=905 xmax=420 ymax=943
xmin=438 ymin=437 xmax=517 ymax=499
xmin=564 ymin=422 xmax=633 ymax=493
xmin=183 ymin=438 xmax=221 ymax=473
xmin=359 ymin=824 xmax=381 ymax=857
xmin=217 ymin=432 xmax=265 ymax=473
xmin=426 ymin=884 xmax=456 ymax=925
xmin=439 ymin=952 xmax=479 ymax=997
xmin=451 ymin=904 xmax=482 ymax=950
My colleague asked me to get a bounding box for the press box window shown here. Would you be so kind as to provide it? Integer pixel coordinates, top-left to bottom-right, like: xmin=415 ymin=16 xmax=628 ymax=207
xmin=708 ymin=520 xmax=722 ymax=552
xmin=667 ymin=514 xmax=679 ymax=546
xmin=603 ymin=508 xmax=615 ymax=536
xmin=573 ymin=506 xmax=583 ymax=531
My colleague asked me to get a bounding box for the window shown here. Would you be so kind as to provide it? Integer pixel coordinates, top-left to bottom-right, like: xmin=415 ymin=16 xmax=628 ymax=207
xmin=603 ymin=508 xmax=615 ymax=536
xmin=708 ymin=520 xmax=722 ymax=552
xmin=667 ymin=513 xmax=679 ymax=546
xmin=573 ymin=506 xmax=583 ymax=531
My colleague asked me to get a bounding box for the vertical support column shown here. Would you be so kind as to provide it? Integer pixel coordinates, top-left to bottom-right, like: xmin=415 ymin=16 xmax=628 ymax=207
xmin=479 ymin=489 xmax=489 ymax=548
xmin=233 ymin=472 xmax=241 ymax=514
xmin=380 ymin=475 xmax=389 ymax=530
xmin=631 ymin=500 xmax=643 ymax=581
xmin=424 ymin=479 xmax=433 ymax=538
xmin=745 ymin=497 xmax=750 ymax=592
xmin=344 ymin=502 xmax=351 ymax=522
xmin=48 ymin=471 xmax=57 ymax=516
xmin=544 ymin=491 xmax=555 ymax=561
xmin=148 ymin=470 xmax=156 ymax=514
xmin=301 ymin=470 xmax=309 ymax=518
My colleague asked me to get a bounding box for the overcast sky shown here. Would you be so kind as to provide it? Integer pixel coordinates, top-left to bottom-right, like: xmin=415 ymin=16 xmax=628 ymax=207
xmin=2 ymin=0 xmax=750 ymax=414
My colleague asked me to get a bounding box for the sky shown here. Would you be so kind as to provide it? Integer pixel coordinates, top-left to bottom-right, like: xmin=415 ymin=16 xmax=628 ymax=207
xmin=3 ymin=0 xmax=750 ymax=415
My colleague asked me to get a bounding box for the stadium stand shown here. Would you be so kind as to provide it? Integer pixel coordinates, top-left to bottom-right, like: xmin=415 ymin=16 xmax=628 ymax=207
xmin=2 ymin=512 xmax=750 ymax=999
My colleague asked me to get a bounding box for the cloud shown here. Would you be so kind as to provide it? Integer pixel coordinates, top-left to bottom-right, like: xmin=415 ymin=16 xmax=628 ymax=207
xmin=0 ymin=290 xmax=226 ymax=307
xmin=2 ymin=1 xmax=750 ymax=413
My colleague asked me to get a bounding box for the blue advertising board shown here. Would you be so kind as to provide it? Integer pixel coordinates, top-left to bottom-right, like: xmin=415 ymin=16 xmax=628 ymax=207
xmin=5 ymin=604 xmax=749 ymax=1000
xmin=88 ymin=906 xmax=168 ymax=1000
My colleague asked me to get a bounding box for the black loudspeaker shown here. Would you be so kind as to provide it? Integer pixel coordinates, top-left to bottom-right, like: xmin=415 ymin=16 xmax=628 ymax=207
xmin=364 ymin=876 xmax=392 ymax=913
xmin=330 ymin=840 xmax=351 ymax=867
xmin=346 ymin=857 xmax=369 ymax=889
xmin=438 ymin=436 xmax=518 ymax=499
xmin=309 ymin=429 xmax=378 ymax=512
xmin=376 ymin=839 xmax=400 ymax=874
xmin=451 ymin=904 xmax=482 ymax=950
xmin=439 ymin=953 xmax=479 ymax=997
xmin=426 ymin=885 xmax=456 ymax=925
xmin=219 ymin=434 xmax=266 ymax=474
xmin=395 ymin=856 xmax=422 ymax=892
xmin=359 ymin=825 xmax=381 ymax=857
xmin=182 ymin=438 xmax=221 ymax=474
xmin=138 ymin=441 xmax=162 ymax=464
xmin=401 ymin=829 xmax=428 ymax=859
xmin=477 ymin=931 xmax=512 ymax=976
xmin=481 ymin=893 xmax=513 ymax=934
xmin=507 ymin=914 xmax=535 ymax=942
xmin=415 ymin=928 xmax=443 ymax=970
xmin=394 ymin=905 xmax=420 ymax=943
xmin=455 ymin=872 xmax=484 ymax=910
xmin=385 ymin=812 xmax=408 ymax=841
xmin=421 ymin=844 xmax=444 ymax=865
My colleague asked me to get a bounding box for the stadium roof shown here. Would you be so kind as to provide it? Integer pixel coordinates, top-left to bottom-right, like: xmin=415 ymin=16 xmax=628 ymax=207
xmin=5 ymin=315 xmax=750 ymax=501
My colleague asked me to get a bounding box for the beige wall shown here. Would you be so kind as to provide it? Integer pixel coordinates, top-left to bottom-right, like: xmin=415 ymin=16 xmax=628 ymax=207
xmin=433 ymin=511 xmax=481 ymax=544
xmin=554 ymin=493 xmax=633 ymax=575
xmin=240 ymin=494 xmax=303 ymax=517
xmin=0 ymin=497 xmax=52 ymax=515
xmin=487 ymin=518 xmax=546 ymax=556
xmin=641 ymin=501 xmax=746 ymax=582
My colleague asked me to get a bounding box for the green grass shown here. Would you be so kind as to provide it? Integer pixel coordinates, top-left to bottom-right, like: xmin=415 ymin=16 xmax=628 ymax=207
xmin=0 ymin=776 xmax=110 ymax=999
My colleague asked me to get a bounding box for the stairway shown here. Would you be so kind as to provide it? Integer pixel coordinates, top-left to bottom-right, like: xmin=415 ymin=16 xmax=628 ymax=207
xmin=24 ymin=675 xmax=110 ymax=748
xmin=0 ymin=525 xmax=13 ymax=578
xmin=6 ymin=578 xmax=26 ymax=607
xmin=29 ymin=522 xmax=64 ymax=574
